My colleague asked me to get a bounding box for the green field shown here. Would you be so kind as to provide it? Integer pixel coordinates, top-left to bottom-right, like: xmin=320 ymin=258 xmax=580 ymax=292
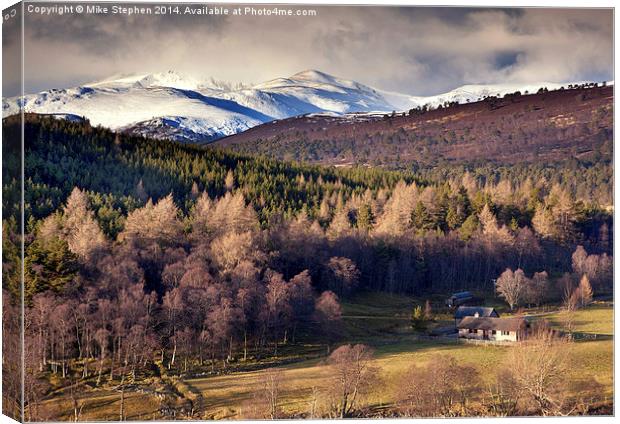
xmin=36 ymin=294 xmax=613 ymax=420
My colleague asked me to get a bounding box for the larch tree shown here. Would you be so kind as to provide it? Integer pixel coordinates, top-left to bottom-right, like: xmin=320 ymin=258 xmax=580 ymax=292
xmin=478 ymin=203 xmax=498 ymax=235
xmin=119 ymin=194 xmax=183 ymax=245
xmin=68 ymin=215 xmax=108 ymax=264
xmin=208 ymin=192 xmax=259 ymax=236
xmin=578 ymin=274 xmax=593 ymax=307
xmin=549 ymin=185 xmax=578 ymax=244
xmin=373 ymin=181 xmax=419 ymax=236
xmin=53 ymin=187 xmax=109 ymax=263
xmin=190 ymin=192 xmax=213 ymax=239
xmin=571 ymin=245 xmax=588 ymax=276
xmin=225 ymin=169 xmax=235 ymax=191
xmin=531 ymin=205 xmax=555 ymax=239
xmin=327 ymin=207 xmax=352 ymax=240
xmin=210 ymin=231 xmax=263 ymax=276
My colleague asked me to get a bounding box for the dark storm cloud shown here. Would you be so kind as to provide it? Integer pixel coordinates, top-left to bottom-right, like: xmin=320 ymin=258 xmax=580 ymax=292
xmin=5 ymin=4 xmax=614 ymax=97
xmin=27 ymin=3 xmax=228 ymax=54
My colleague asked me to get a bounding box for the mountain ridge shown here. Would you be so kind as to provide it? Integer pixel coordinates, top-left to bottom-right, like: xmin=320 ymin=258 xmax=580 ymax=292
xmin=212 ymin=84 xmax=613 ymax=168
xmin=3 ymin=69 xmax=592 ymax=143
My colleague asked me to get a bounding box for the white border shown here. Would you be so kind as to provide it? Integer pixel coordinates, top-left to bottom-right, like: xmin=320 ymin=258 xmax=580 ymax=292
xmin=0 ymin=1 xmax=616 ymax=424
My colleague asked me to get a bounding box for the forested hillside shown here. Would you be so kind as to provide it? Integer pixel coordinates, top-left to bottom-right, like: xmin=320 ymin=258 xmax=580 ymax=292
xmin=2 ymin=113 xmax=613 ymax=299
xmin=215 ymin=85 xmax=613 ymax=175
xmin=2 ymin=113 xmax=613 ymax=420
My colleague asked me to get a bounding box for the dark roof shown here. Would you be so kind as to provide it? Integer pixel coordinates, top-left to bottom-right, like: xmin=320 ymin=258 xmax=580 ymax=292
xmin=457 ymin=316 xmax=527 ymax=332
xmin=455 ymin=306 xmax=499 ymax=319
xmin=451 ymin=291 xmax=473 ymax=299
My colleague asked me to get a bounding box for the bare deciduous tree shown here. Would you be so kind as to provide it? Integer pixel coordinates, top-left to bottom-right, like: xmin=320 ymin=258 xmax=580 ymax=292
xmin=324 ymin=344 xmax=377 ymax=418
xmin=314 ymin=291 xmax=343 ymax=352
xmin=496 ymin=268 xmax=527 ymax=310
xmin=484 ymin=369 xmax=521 ymax=417
xmin=398 ymin=355 xmax=480 ymax=417
xmin=244 ymin=368 xmax=285 ymax=419
xmin=326 ymin=257 xmax=360 ymax=297
xmin=508 ymin=323 xmax=572 ymax=415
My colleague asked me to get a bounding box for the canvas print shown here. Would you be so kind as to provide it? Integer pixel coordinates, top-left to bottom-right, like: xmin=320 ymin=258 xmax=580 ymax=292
xmin=1 ymin=1 xmax=614 ymax=421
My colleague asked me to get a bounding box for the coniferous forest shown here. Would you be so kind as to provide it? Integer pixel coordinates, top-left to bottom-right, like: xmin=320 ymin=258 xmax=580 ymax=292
xmin=2 ymin=103 xmax=614 ymax=419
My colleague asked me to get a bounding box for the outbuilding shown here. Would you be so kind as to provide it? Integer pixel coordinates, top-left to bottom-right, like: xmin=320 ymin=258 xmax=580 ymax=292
xmin=445 ymin=291 xmax=474 ymax=308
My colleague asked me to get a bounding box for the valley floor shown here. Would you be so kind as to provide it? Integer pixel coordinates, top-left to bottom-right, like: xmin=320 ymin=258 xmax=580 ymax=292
xmin=33 ymin=294 xmax=614 ymax=420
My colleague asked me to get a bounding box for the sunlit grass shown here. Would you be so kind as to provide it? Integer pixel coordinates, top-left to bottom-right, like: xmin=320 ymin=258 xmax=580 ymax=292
xmin=36 ymin=296 xmax=613 ymax=420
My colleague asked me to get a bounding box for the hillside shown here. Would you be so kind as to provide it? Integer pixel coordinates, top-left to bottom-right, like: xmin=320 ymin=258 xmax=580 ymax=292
xmin=213 ymin=85 xmax=613 ymax=168
xmin=2 ymin=114 xmax=418 ymax=232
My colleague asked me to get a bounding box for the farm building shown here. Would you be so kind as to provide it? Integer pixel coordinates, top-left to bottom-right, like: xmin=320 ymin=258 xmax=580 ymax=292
xmin=445 ymin=291 xmax=474 ymax=308
xmin=457 ymin=316 xmax=528 ymax=342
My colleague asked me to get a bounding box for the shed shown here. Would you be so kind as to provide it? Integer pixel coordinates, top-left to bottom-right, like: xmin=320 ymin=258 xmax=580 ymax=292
xmin=445 ymin=291 xmax=474 ymax=308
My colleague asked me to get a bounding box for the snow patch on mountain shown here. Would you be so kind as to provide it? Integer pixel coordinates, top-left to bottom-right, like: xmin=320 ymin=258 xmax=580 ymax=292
xmin=380 ymin=82 xmax=582 ymax=111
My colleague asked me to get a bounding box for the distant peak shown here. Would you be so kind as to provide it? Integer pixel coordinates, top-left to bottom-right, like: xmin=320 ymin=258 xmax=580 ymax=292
xmin=290 ymin=69 xmax=339 ymax=83
xmin=136 ymin=71 xmax=202 ymax=90
xmin=292 ymin=69 xmax=329 ymax=77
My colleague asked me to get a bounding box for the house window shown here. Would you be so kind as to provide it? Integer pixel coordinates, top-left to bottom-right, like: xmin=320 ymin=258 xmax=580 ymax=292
xmin=502 ymin=331 xmax=510 ymax=336
xmin=469 ymin=329 xmax=474 ymax=333
xmin=491 ymin=330 xmax=496 ymax=335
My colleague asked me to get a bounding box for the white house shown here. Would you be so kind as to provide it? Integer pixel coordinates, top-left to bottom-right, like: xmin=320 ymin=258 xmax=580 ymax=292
xmin=457 ymin=316 xmax=528 ymax=342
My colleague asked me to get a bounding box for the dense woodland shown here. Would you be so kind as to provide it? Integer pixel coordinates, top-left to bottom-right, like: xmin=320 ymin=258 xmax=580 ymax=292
xmin=1 ymin=112 xmax=613 ymax=419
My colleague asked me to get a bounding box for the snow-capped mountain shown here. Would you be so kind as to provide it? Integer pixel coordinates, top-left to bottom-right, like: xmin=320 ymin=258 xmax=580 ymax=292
xmin=380 ymin=82 xmax=579 ymax=111
xmin=2 ymin=70 xmax=583 ymax=143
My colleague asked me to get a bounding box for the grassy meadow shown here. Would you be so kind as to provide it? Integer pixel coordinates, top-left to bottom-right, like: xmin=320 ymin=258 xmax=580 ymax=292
xmin=34 ymin=293 xmax=613 ymax=420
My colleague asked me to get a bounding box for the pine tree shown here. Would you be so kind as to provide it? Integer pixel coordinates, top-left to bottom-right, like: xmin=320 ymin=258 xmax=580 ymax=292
xmin=459 ymin=214 xmax=479 ymax=241
xmin=356 ymin=204 xmax=375 ymax=232
xmin=411 ymin=201 xmax=433 ymax=231
xmin=25 ymin=235 xmax=78 ymax=300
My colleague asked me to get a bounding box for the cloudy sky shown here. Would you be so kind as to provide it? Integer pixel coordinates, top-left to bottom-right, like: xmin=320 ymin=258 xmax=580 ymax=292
xmin=3 ymin=4 xmax=614 ymax=96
